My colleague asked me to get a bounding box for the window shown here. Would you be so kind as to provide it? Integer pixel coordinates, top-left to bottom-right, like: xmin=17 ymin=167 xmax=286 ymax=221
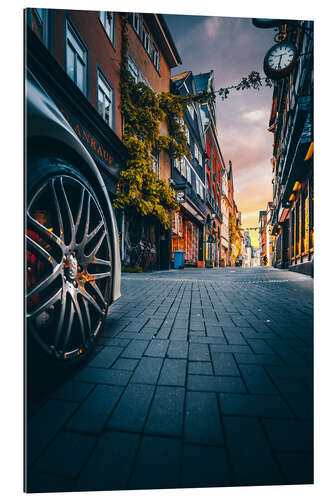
xmin=131 ymin=13 xmax=141 ymax=35
xmin=185 ymin=125 xmax=190 ymax=144
xmin=151 ymin=153 xmax=159 ymax=177
xmin=31 ymin=8 xmax=48 ymax=45
xmin=66 ymin=22 xmax=87 ymax=94
xmin=99 ymin=11 xmax=114 ymax=44
xmin=142 ymin=24 xmax=151 ymax=53
xmin=128 ymin=55 xmax=138 ymax=82
xmin=150 ymin=42 xmax=160 ymax=72
xmin=194 ymin=143 xmax=199 ymax=160
xmin=188 ymin=105 xmax=195 ymax=120
xmin=184 ymin=157 xmax=192 ymax=184
xmin=197 ymin=150 xmax=202 ymax=166
xmin=97 ymin=72 xmax=113 ymax=128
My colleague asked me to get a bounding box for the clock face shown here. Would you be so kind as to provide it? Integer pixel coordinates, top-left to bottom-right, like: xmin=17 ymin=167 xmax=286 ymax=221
xmin=264 ymin=42 xmax=297 ymax=79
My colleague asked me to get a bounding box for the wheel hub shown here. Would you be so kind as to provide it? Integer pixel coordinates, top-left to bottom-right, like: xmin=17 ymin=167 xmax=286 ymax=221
xmin=65 ymin=254 xmax=79 ymax=281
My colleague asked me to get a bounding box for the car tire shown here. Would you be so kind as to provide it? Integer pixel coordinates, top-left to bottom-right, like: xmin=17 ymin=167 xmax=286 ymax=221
xmin=26 ymin=155 xmax=113 ymax=366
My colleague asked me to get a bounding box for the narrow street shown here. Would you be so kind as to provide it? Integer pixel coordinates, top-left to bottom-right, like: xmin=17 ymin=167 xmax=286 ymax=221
xmin=27 ymin=267 xmax=313 ymax=492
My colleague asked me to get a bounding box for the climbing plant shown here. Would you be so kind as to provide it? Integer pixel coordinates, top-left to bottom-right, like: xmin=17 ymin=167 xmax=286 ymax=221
xmin=113 ymin=15 xmax=273 ymax=229
xmin=113 ymin=16 xmax=215 ymax=229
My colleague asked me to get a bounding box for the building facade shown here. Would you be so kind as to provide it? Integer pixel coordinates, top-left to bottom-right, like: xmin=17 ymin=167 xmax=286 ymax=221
xmin=266 ymin=21 xmax=314 ymax=276
xmin=170 ymin=71 xmax=206 ymax=267
xmin=27 ymin=9 xmax=182 ymax=272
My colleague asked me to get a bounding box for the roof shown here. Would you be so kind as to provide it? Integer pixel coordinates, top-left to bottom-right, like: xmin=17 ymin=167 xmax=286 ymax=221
xmin=171 ymin=71 xmax=191 ymax=88
xmin=143 ymin=14 xmax=182 ymax=68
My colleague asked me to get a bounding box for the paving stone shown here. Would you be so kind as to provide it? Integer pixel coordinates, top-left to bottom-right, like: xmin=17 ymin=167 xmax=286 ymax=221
xmin=144 ymin=339 xmax=169 ymax=358
xmin=182 ymin=444 xmax=231 ymax=488
xmin=27 ymin=400 xmax=79 ymax=465
xmin=234 ymin=353 xmax=284 ymax=365
xmin=167 ymin=340 xmax=188 ymax=358
xmin=96 ymin=337 xmax=131 ymax=347
xmin=88 ymin=346 xmax=124 ymax=368
xmin=219 ymin=393 xmax=293 ymax=418
xmin=169 ymin=328 xmax=187 ymax=340
xmin=129 ymin=436 xmax=182 ymax=490
xmin=77 ymin=432 xmax=140 ymax=491
xmin=158 ymin=358 xmax=187 ymax=386
xmin=26 ymin=470 xmax=76 ymax=493
xmin=35 ymin=431 xmax=96 ymax=479
xmin=187 ymin=374 xmax=246 ymax=393
xmin=50 ymin=381 xmax=94 ymax=402
xmin=239 ymin=364 xmax=278 ymax=394
xmin=223 ymin=329 xmax=247 ymax=345
xmin=184 ymin=391 xmax=224 ymax=445
xmin=272 ymin=378 xmax=313 ymax=418
xmin=188 ymin=343 xmax=210 ymax=361
xmin=247 ymin=339 xmax=275 ymax=354
xmin=262 ymin=419 xmax=313 ymax=452
xmin=112 ymin=357 xmax=139 ymax=371
xmin=74 ymin=367 xmax=131 ymax=386
xmin=188 ymin=361 xmax=213 ymax=375
xmin=210 ymin=343 xmax=252 ymax=354
xmin=276 ymin=452 xmax=313 ymax=484
xmin=211 ymin=352 xmax=240 ymax=376
xmin=120 ymin=339 xmax=149 ymax=359
xmin=145 ymin=386 xmax=185 ymax=436
xmin=223 ymin=416 xmax=284 ymax=486
xmin=66 ymin=385 xmax=123 ymax=434
xmin=189 ymin=335 xmax=227 ymax=344
xmin=130 ymin=356 xmax=164 ymax=385
xmin=107 ymin=383 xmax=155 ymax=432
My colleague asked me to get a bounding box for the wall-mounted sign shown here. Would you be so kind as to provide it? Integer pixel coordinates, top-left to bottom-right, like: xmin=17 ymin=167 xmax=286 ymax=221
xmin=175 ymin=190 xmax=186 ymax=204
xmin=59 ymin=107 xmax=122 ymax=175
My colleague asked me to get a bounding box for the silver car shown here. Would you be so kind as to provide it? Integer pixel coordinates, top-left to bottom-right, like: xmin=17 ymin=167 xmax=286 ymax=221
xmin=25 ymin=69 xmax=121 ymax=365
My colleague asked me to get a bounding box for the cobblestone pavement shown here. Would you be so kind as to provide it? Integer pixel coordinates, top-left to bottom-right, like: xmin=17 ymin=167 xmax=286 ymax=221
xmin=26 ymin=266 xmax=313 ymax=492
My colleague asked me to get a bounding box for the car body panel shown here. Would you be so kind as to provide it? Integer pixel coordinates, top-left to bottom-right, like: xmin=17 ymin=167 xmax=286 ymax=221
xmin=26 ymin=69 xmax=121 ymax=305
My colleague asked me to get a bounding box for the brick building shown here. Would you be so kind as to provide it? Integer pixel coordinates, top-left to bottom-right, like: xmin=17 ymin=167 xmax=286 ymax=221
xmin=26 ymin=9 xmax=181 ymax=271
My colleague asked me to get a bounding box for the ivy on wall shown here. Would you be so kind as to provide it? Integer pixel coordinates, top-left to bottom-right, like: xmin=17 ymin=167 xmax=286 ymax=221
xmin=113 ymin=16 xmax=215 ymax=229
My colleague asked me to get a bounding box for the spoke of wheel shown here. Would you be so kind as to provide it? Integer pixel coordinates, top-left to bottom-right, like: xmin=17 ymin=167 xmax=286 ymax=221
xmin=87 ymin=271 xmax=111 ymax=281
xmin=54 ymin=289 xmax=67 ymax=349
xmin=81 ymin=296 xmax=91 ymax=334
xmin=86 ymin=220 xmax=103 ymax=244
xmin=26 ymin=263 xmax=62 ymax=302
xmin=51 ymin=178 xmax=64 ymax=240
xmin=81 ymin=287 xmax=103 ymax=315
xmin=79 ymin=190 xmax=91 ymax=243
xmin=27 ymin=213 xmax=63 ymax=254
xmin=88 ymin=281 xmax=108 ymax=310
xmin=27 ymin=287 xmax=62 ymax=319
xmin=85 ymin=230 xmax=106 ymax=260
xmin=62 ymin=297 xmax=75 ymax=352
xmin=73 ymin=295 xmax=86 ymax=345
xmin=26 ymin=233 xmax=56 ymax=266
xmin=59 ymin=177 xmax=75 ymax=245
xmin=93 ymin=257 xmax=112 ymax=267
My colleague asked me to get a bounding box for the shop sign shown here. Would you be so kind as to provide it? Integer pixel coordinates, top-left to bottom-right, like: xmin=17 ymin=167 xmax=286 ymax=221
xmin=60 ymin=107 xmax=121 ymax=174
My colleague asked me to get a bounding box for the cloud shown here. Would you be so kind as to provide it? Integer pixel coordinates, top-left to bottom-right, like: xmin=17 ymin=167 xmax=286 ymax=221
xmin=203 ymin=17 xmax=223 ymax=39
xmin=242 ymin=108 xmax=267 ymax=124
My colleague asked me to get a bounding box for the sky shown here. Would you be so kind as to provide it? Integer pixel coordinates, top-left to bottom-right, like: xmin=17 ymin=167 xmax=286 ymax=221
xmin=164 ymin=14 xmax=276 ymax=247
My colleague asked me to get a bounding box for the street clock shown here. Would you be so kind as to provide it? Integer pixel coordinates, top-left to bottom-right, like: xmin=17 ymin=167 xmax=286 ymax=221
xmin=263 ymin=41 xmax=297 ymax=80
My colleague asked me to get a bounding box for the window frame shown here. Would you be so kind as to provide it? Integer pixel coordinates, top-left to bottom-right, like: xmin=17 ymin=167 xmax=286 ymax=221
xmin=66 ymin=21 xmax=87 ymax=95
xmin=99 ymin=11 xmax=115 ymax=45
xmin=97 ymin=70 xmax=113 ymax=129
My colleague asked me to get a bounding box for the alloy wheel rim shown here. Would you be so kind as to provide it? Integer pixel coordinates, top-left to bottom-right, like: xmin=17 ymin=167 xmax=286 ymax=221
xmin=26 ymin=175 xmax=112 ymax=360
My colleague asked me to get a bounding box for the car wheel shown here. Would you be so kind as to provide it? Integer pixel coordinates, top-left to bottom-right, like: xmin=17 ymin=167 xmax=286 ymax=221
xmin=26 ymin=157 xmax=112 ymax=364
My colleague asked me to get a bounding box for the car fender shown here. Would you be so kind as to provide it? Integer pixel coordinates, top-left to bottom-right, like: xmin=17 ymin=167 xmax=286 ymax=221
xmin=26 ymin=70 xmax=121 ymax=303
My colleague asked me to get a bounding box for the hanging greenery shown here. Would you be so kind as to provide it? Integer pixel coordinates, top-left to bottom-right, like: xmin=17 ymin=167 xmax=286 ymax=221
xmin=113 ymin=16 xmax=215 ymax=229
